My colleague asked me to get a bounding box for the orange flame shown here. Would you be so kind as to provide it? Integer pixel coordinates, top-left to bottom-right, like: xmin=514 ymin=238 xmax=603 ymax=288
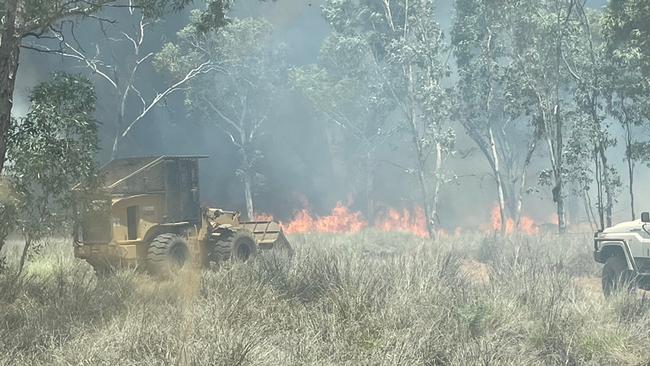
xmin=375 ymin=207 xmax=429 ymax=238
xmin=281 ymin=203 xmax=430 ymax=237
xmin=487 ymin=205 xmax=539 ymax=235
xmin=519 ymin=216 xmax=539 ymax=235
xmin=283 ymin=202 xmax=367 ymax=234
xmin=268 ymin=200 xmax=541 ymax=237
xmin=282 ymin=209 xmax=313 ymax=233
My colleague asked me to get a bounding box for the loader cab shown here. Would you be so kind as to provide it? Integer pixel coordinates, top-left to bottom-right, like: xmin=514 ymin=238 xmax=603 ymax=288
xmin=110 ymin=194 xmax=165 ymax=242
xmin=74 ymin=155 xmax=205 ymax=246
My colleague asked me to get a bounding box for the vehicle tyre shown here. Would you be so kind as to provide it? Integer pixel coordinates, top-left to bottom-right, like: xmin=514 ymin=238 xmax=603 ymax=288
xmin=93 ymin=265 xmax=114 ymax=279
xmin=147 ymin=233 xmax=190 ymax=278
xmin=213 ymin=230 xmax=257 ymax=262
xmin=602 ymin=255 xmax=636 ymax=297
xmin=273 ymin=236 xmax=295 ymax=259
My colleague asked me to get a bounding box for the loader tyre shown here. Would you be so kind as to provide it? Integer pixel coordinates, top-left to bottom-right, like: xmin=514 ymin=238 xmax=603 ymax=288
xmin=602 ymin=255 xmax=635 ymax=297
xmin=273 ymin=237 xmax=295 ymax=259
xmin=147 ymin=233 xmax=190 ymax=277
xmin=93 ymin=264 xmax=114 ymax=279
xmin=214 ymin=230 xmax=257 ymax=262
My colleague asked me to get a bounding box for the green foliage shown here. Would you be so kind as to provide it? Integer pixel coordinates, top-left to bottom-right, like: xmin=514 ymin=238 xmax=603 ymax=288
xmin=629 ymin=141 xmax=650 ymax=165
xmin=386 ymin=0 xmax=455 ymax=152
xmin=304 ymin=0 xmax=455 ymax=233
xmin=133 ymin=0 xmax=194 ymax=16
xmin=18 ymin=0 xmax=193 ymax=29
xmin=157 ymin=16 xmax=285 ymax=120
xmin=289 ymin=28 xmax=397 ymax=172
xmin=452 ymin=0 xmax=523 ymax=131
xmin=8 ymin=0 xmax=650 ymax=235
xmin=603 ymin=0 xmax=650 ymax=78
xmin=452 ymin=0 xmax=547 ymax=220
xmin=289 ymin=18 xmax=396 ymax=133
xmin=289 ymin=9 xmax=404 ymax=216
xmin=156 ymin=16 xmax=288 ymax=215
xmin=7 ymin=73 xmax=99 ymax=242
xmin=602 ymin=0 xmax=650 ymax=185
xmin=195 ymin=0 xmax=231 ymax=33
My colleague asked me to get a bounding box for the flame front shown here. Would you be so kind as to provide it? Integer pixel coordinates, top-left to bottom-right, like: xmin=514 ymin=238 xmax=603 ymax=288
xmin=281 ymin=204 xmax=429 ymax=237
xmin=283 ymin=202 xmax=367 ymax=234
xmin=487 ymin=205 xmax=539 ymax=235
xmin=375 ymin=207 xmax=429 ymax=238
xmin=273 ymin=201 xmax=541 ymax=237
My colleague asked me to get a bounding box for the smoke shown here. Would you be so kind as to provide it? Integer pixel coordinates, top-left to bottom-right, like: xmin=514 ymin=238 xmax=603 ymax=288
xmin=232 ymin=0 xmax=329 ymax=64
xmin=9 ymin=0 xmax=638 ymax=231
xmin=12 ymin=54 xmax=52 ymax=117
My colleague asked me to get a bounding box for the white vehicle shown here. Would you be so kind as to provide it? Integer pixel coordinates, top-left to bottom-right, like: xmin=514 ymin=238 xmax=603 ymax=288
xmin=593 ymin=212 xmax=650 ymax=296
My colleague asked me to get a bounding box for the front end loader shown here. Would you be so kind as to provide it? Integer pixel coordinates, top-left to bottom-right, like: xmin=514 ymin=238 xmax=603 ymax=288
xmin=72 ymin=155 xmax=291 ymax=277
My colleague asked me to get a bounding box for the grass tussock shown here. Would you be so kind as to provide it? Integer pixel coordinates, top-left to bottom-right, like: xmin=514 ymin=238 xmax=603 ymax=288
xmin=0 ymin=231 xmax=648 ymax=365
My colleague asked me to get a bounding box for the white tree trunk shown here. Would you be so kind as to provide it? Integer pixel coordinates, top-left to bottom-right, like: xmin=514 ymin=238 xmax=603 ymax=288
xmin=243 ymin=173 xmax=254 ymax=221
xmin=488 ymin=126 xmax=507 ymax=235
xmin=515 ymin=139 xmax=537 ymax=227
xmin=430 ymin=141 xmax=444 ymax=235
xmin=0 ymin=0 xmax=20 ymax=174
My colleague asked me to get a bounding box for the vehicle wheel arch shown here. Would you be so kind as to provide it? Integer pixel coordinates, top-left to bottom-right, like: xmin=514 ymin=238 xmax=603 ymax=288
xmin=600 ymin=242 xmax=633 ymax=270
xmin=142 ymin=223 xmax=193 ymax=244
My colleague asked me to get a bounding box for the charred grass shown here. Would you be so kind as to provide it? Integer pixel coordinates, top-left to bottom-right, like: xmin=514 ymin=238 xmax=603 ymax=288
xmin=1 ymin=232 xmax=649 ymax=365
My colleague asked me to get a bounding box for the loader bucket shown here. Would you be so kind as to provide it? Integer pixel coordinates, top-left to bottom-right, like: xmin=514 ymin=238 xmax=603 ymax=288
xmin=240 ymin=221 xmax=290 ymax=250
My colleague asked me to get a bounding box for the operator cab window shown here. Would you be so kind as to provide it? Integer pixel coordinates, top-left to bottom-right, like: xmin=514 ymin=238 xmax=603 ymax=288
xmin=127 ymin=206 xmax=139 ymax=240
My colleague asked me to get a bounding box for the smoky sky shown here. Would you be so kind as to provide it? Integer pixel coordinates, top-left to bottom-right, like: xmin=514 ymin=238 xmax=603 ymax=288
xmin=12 ymin=0 xmax=642 ymax=229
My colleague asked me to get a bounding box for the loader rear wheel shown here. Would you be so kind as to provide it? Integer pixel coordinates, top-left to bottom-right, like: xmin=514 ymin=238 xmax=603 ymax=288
xmin=147 ymin=233 xmax=190 ymax=278
xmin=602 ymin=255 xmax=636 ymax=297
xmin=214 ymin=230 xmax=257 ymax=262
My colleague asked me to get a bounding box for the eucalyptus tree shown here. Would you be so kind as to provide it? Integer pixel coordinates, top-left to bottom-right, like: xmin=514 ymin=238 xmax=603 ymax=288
xmin=6 ymin=73 xmax=99 ymax=274
xmin=383 ymin=0 xmax=456 ymax=238
xmin=0 ymin=0 xmax=195 ymax=173
xmin=290 ymin=19 xmax=397 ymax=223
xmin=452 ymin=0 xmax=540 ymax=233
xmin=561 ymin=3 xmax=621 ymax=229
xmin=309 ymin=0 xmax=454 ymax=237
xmin=602 ymin=0 xmax=650 ymax=221
xmin=605 ymin=74 xmax=650 ymax=221
xmin=156 ymin=16 xmax=286 ymax=220
xmin=504 ymin=0 xmax=582 ymax=233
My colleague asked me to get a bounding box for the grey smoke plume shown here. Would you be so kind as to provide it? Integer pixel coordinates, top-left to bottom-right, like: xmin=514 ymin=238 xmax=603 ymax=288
xmin=11 ymin=0 xmax=637 ymax=229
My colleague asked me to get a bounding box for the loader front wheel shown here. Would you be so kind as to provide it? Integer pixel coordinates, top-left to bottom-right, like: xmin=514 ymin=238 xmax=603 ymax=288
xmin=273 ymin=237 xmax=295 ymax=259
xmin=214 ymin=230 xmax=257 ymax=262
xmin=147 ymin=233 xmax=190 ymax=278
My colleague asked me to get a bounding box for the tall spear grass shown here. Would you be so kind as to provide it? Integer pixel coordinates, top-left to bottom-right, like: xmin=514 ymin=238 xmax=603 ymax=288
xmin=1 ymin=231 xmax=649 ymax=365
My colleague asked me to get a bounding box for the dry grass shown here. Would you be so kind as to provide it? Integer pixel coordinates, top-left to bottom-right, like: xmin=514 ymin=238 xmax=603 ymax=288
xmin=1 ymin=231 xmax=649 ymax=365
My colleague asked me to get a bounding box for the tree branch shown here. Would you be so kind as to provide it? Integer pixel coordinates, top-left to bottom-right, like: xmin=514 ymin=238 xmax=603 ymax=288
xmin=19 ymin=0 xmax=118 ymax=35
xmin=120 ymin=61 xmax=215 ymax=138
xmin=203 ymin=97 xmax=243 ymax=136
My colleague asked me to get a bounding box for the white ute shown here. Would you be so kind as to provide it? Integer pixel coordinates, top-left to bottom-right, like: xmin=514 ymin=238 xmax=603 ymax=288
xmin=594 ymin=212 xmax=650 ymax=296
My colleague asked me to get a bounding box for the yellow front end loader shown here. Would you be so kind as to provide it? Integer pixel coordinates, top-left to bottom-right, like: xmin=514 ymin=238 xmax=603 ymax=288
xmin=73 ymin=156 xmax=291 ymax=277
